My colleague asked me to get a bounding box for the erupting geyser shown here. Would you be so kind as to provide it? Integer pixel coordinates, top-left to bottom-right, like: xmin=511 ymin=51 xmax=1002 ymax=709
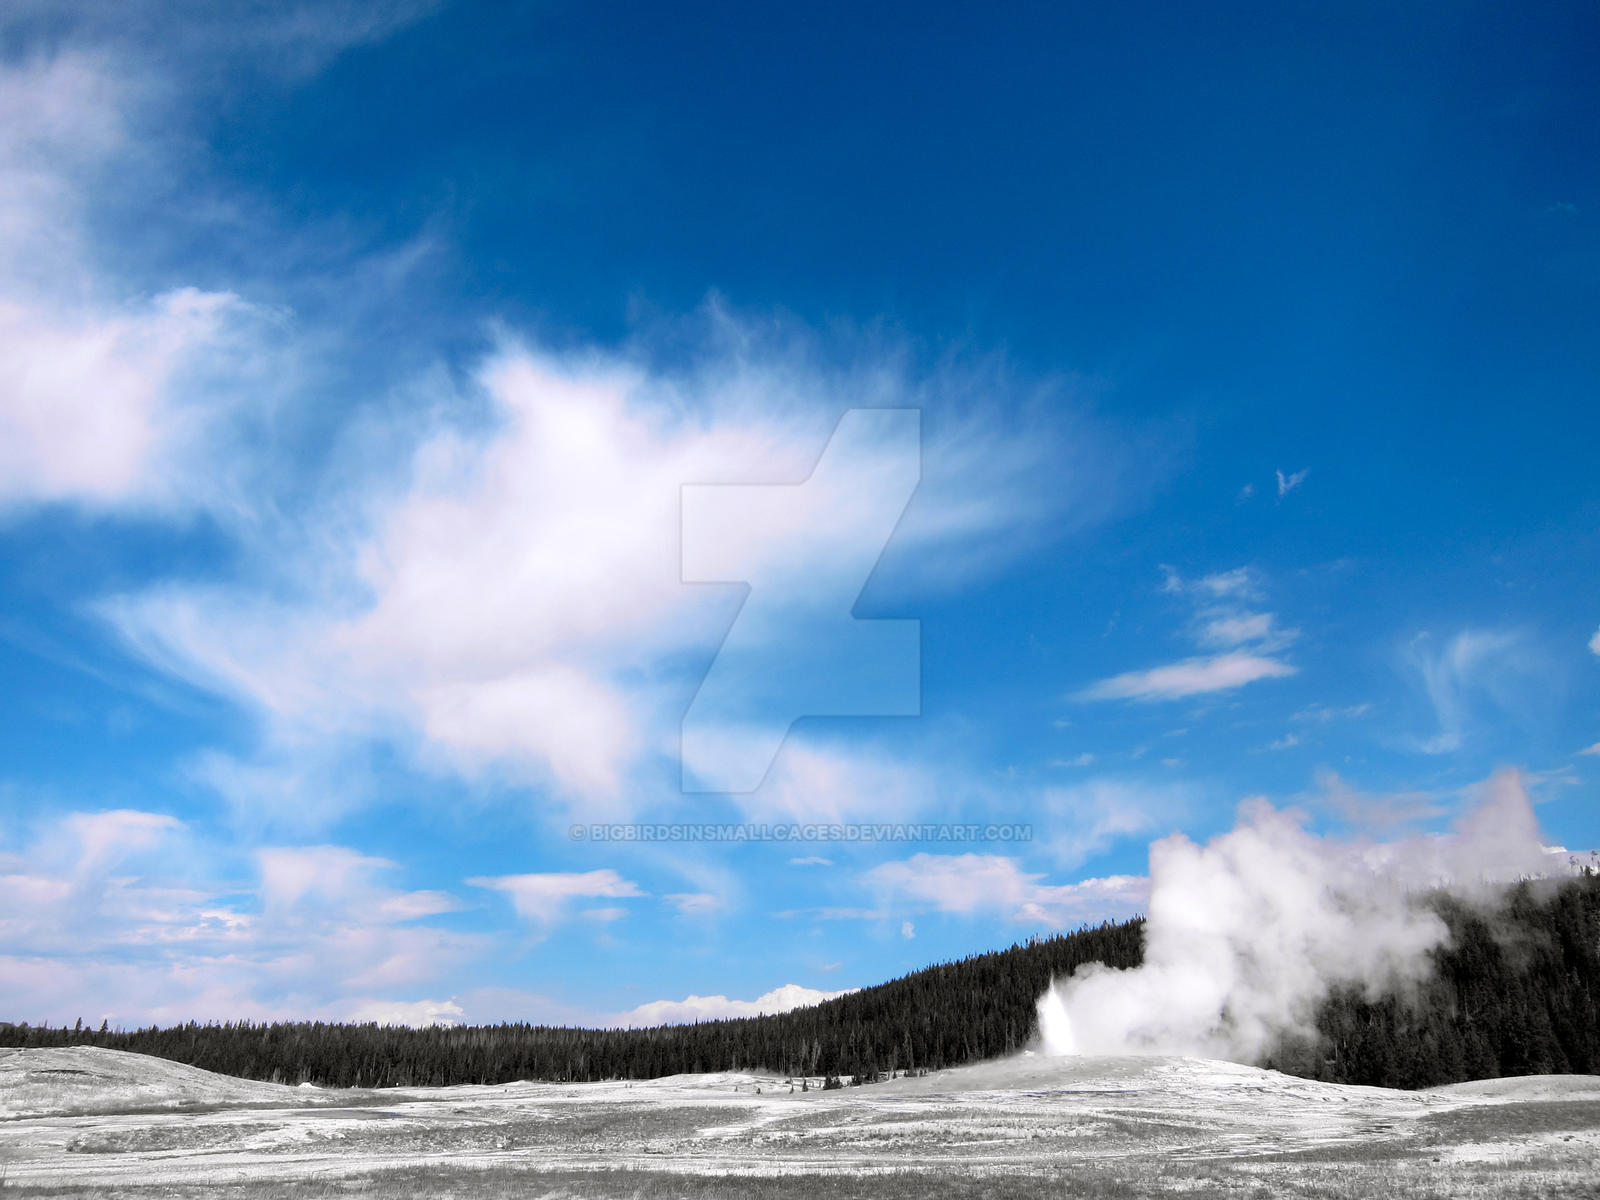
xmin=1035 ymin=979 xmax=1078 ymax=1056
xmin=1026 ymin=770 xmax=1563 ymax=1065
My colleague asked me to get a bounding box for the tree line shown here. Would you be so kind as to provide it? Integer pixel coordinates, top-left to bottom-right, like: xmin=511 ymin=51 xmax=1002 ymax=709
xmin=3 ymin=873 xmax=1595 ymax=1090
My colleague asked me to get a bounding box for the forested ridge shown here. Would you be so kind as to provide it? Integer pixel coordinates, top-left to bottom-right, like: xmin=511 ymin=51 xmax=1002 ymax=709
xmin=5 ymin=874 xmax=1597 ymax=1091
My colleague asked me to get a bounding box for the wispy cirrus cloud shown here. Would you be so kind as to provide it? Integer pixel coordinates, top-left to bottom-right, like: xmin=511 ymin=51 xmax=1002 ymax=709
xmin=103 ymin=325 xmax=1132 ymax=819
xmin=1292 ymin=703 xmax=1371 ymax=724
xmin=1311 ymin=768 xmax=1450 ymax=829
xmin=1079 ymin=566 xmax=1298 ymax=702
xmin=1 ymin=1 xmax=442 ymax=84
xmin=1403 ymin=629 xmax=1540 ymax=755
xmin=663 ymin=892 xmax=721 ymax=916
xmin=468 ymin=869 xmax=646 ymax=926
xmin=1276 ymin=467 xmax=1309 ymax=497
xmin=0 ymin=17 xmax=1159 ymax=838
xmin=1038 ymin=778 xmax=1192 ymax=866
xmin=863 ymin=853 xmax=1148 ymax=928
xmin=1078 ymin=652 xmax=1296 ymax=701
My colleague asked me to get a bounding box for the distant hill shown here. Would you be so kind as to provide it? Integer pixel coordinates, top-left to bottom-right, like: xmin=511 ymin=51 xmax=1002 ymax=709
xmin=3 ymin=873 xmax=1596 ymax=1090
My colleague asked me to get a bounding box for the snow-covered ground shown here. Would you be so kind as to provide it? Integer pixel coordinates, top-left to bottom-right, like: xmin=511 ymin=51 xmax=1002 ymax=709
xmin=1 ymin=1046 xmax=1597 ymax=1197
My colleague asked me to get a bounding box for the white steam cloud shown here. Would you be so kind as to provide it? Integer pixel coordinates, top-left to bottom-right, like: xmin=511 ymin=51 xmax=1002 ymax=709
xmin=1037 ymin=770 xmax=1566 ymax=1063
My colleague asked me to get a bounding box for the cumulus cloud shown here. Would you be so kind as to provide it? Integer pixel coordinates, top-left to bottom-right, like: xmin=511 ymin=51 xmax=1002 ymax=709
xmin=607 ymin=982 xmax=855 ymax=1028
xmin=0 ymin=52 xmax=278 ymax=517
xmin=1590 ymin=626 xmax=1600 ymax=657
xmin=0 ymin=810 xmax=480 ymax=1027
xmin=0 ymin=287 xmax=259 ymax=511
xmin=345 ymin=997 xmax=465 ymax=1027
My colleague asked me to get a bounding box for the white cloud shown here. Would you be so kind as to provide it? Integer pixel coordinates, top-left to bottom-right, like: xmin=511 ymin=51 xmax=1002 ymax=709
xmin=1162 ymin=567 xmax=1258 ymax=600
xmin=608 ymin=982 xmax=855 ymax=1028
xmin=1049 ymin=752 xmax=1096 ymax=768
xmin=468 ymin=869 xmax=645 ymax=925
xmin=1166 ymin=567 xmax=1295 ymax=654
xmin=0 ymin=52 xmax=274 ymax=517
xmin=772 ymin=905 xmax=889 ymax=921
xmin=345 ymin=997 xmax=464 ymax=1027
xmin=1578 ymin=743 xmax=1600 ymax=758
xmin=1404 ymin=629 xmax=1535 ymax=754
xmin=1 ymin=2 xmax=442 ymax=84
xmin=1292 ymin=703 xmax=1371 ymax=724
xmin=0 ymin=810 xmax=481 ymax=1027
xmin=864 ymin=853 xmax=1148 ymax=928
xmin=1039 ymin=778 xmax=1189 ymax=867
xmin=2 ymin=38 xmax=1145 ymax=827
xmin=1198 ymin=612 xmax=1278 ymax=648
xmin=738 ymin=738 xmax=943 ymax=824
xmin=900 ymin=920 xmax=915 ymax=939
xmin=664 ymin=892 xmax=721 ymax=916
xmin=0 ymin=288 xmax=255 ymax=511
xmin=1077 ymin=652 xmax=1296 ymax=701
xmin=1276 ymin=467 xmax=1309 ymax=497
xmin=105 ymin=331 xmax=1113 ymax=815
xmin=1092 ymin=568 xmax=1296 ymax=702
xmin=1590 ymin=626 xmax=1600 ymax=657
xmin=1312 ymin=769 xmax=1448 ymax=829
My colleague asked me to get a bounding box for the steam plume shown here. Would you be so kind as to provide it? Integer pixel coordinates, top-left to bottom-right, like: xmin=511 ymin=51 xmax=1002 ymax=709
xmin=1037 ymin=770 xmax=1567 ymax=1062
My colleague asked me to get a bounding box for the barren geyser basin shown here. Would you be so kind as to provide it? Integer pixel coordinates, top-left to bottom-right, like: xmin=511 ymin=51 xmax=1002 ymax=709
xmin=3 ymin=1045 xmax=1600 ymax=1199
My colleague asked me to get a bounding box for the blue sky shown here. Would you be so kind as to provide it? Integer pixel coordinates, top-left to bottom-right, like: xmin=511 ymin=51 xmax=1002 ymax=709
xmin=1 ymin=0 xmax=1597 ymax=1029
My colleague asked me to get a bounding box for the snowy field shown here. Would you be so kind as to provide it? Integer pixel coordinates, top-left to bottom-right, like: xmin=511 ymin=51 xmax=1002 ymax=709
xmin=2 ymin=1046 xmax=1599 ymax=1198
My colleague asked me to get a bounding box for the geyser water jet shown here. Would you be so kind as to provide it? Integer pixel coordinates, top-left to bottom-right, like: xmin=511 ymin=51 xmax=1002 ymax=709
xmin=1035 ymin=978 xmax=1078 ymax=1056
